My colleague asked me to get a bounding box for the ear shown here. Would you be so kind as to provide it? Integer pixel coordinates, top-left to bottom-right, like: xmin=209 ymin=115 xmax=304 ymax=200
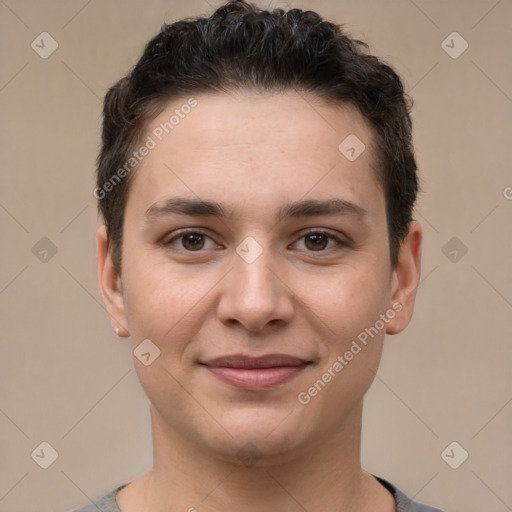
xmin=385 ymin=220 xmax=422 ymax=335
xmin=96 ymin=225 xmax=130 ymax=337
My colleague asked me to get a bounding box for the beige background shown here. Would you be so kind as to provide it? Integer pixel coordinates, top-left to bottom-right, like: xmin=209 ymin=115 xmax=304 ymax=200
xmin=1 ymin=1 xmax=511 ymax=511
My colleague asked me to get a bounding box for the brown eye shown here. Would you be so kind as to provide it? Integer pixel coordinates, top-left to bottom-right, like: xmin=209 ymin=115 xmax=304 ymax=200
xmin=181 ymin=233 xmax=205 ymax=251
xmin=304 ymin=233 xmax=329 ymax=251
xmin=165 ymin=230 xmax=217 ymax=252
xmin=293 ymin=231 xmax=345 ymax=252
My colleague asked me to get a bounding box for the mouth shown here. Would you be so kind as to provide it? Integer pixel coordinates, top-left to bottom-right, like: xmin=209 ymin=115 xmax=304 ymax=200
xmin=199 ymin=354 xmax=312 ymax=391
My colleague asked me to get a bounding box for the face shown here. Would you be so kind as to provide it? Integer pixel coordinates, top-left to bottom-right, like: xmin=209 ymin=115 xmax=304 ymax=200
xmin=98 ymin=91 xmax=422 ymax=465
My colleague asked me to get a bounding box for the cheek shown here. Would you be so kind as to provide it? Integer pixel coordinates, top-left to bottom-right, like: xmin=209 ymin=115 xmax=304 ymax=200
xmin=121 ymin=259 xmax=198 ymax=343
xmin=122 ymin=265 xmax=207 ymax=417
xmin=300 ymin=263 xmax=390 ymax=343
xmin=294 ymin=271 xmax=389 ymax=429
xmin=295 ymin=263 xmax=390 ymax=396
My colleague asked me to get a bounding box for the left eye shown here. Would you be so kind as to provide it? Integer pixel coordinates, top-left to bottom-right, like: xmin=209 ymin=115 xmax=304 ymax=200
xmin=292 ymin=231 xmax=344 ymax=252
xmin=164 ymin=230 xmax=345 ymax=253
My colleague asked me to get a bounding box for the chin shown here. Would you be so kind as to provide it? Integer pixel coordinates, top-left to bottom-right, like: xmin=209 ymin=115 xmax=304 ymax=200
xmin=198 ymin=407 xmax=313 ymax=467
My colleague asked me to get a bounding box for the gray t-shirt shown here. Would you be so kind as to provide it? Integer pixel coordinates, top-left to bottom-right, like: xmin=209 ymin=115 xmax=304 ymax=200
xmin=72 ymin=475 xmax=444 ymax=511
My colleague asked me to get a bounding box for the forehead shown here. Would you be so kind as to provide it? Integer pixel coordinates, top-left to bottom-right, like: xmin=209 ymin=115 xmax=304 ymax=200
xmin=125 ymin=91 xmax=383 ymax=221
xmin=143 ymin=90 xmax=375 ymax=161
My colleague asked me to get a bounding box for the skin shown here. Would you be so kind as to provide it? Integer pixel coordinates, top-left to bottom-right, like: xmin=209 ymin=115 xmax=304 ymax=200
xmin=97 ymin=90 xmax=422 ymax=512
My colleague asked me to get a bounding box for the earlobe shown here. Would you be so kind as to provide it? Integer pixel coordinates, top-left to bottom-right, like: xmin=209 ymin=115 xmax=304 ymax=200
xmin=385 ymin=220 xmax=422 ymax=335
xmin=96 ymin=225 xmax=130 ymax=338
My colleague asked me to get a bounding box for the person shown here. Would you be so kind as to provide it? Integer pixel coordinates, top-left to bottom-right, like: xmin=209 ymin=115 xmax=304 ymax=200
xmin=74 ymin=1 xmax=443 ymax=510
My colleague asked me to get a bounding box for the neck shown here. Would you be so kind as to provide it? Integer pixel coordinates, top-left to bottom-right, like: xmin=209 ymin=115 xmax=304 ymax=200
xmin=132 ymin=401 xmax=392 ymax=512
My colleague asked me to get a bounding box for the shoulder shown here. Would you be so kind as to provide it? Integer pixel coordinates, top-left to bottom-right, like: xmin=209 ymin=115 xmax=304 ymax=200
xmin=70 ymin=483 xmax=128 ymax=512
xmin=374 ymin=476 xmax=445 ymax=512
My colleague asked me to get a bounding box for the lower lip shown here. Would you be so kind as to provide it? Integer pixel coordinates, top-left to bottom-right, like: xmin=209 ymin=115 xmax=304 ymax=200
xmin=204 ymin=365 xmax=307 ymax=391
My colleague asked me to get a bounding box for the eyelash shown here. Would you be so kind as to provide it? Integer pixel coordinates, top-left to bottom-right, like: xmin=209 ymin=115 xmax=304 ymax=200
xmin=163 ymin=229 xmax=348 ymax=253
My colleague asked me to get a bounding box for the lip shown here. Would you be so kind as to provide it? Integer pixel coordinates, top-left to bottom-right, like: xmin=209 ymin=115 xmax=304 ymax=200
xmin=200 ymin=354 xmax=311 ymax=391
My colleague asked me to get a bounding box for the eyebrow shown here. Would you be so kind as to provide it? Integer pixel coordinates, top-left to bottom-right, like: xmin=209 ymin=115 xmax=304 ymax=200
xmin=144 ymin=197 xmax=368 ymax=222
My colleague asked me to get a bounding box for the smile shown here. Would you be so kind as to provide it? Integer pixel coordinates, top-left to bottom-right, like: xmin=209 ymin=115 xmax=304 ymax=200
xmin=200 ymin=354 xmax=312 ymax=391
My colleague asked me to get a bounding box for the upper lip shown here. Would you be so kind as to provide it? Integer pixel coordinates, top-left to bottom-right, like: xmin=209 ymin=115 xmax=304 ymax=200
xmin=201 ymin=354 xmax=311 ymax=369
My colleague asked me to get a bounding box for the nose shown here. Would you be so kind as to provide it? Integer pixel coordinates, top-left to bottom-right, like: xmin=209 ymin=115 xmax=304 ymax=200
xmin=216 ymin=242 xmax=295 ymax=333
